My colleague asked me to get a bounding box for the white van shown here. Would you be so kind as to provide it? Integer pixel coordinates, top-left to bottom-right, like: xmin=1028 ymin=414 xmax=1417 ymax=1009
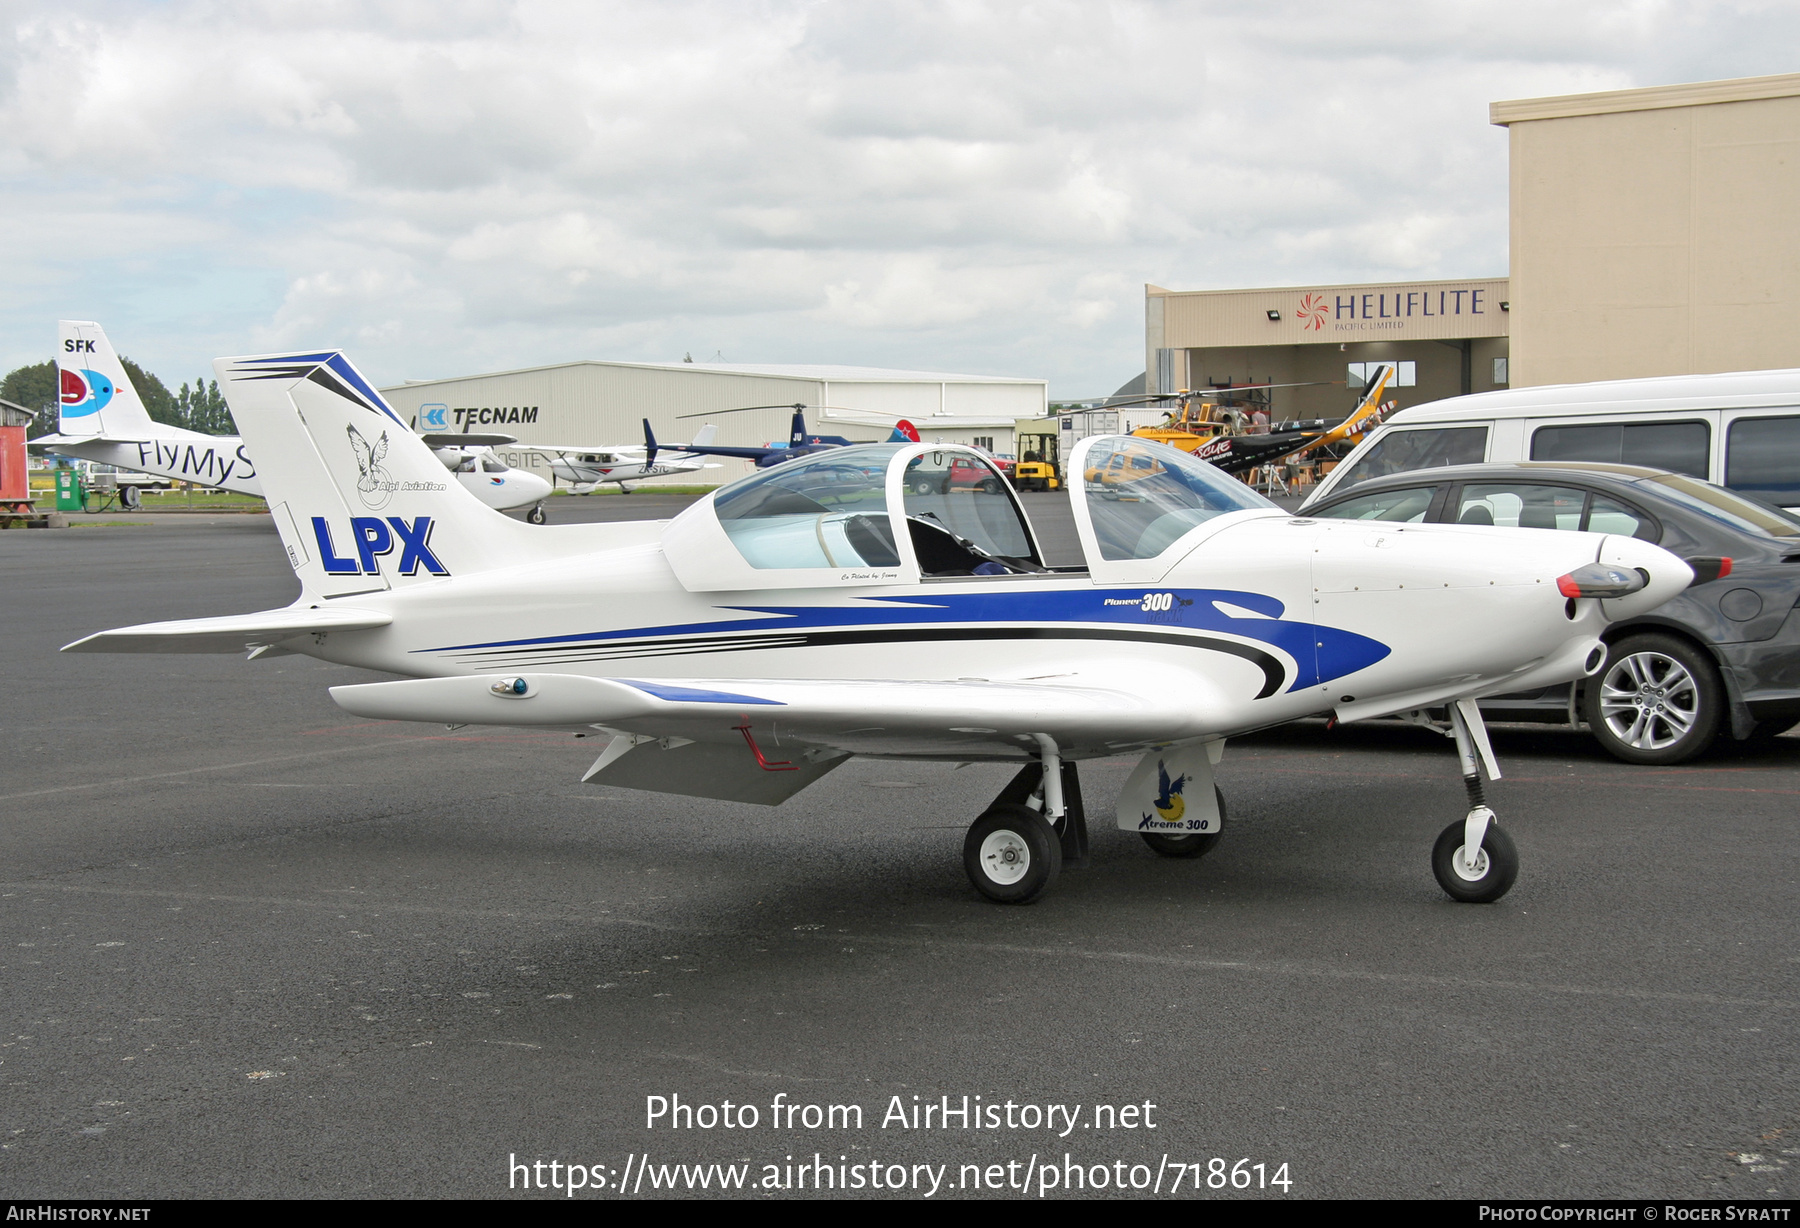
xmin=1299 ymin=367 xmax=1800 ymax=513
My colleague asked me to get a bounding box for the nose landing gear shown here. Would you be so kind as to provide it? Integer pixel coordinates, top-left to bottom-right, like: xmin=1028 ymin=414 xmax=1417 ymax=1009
xmin=526 ymin=502 xmax=549 ymax=525
xmin=1427 ymin=700 xmax=1519 ymax=903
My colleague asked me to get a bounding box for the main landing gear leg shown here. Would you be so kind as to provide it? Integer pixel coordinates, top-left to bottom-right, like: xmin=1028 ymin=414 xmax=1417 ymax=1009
xmin=961 ymin=737 xmax=1087 ymax=904
xmin=1431 ymin=700 xmax=1519 ymax=903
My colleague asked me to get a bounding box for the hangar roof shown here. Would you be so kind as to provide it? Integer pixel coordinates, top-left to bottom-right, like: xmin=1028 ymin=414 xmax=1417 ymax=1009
xmin=1491 ymin=71 xmax=1800 ymax=126
xmin=399 ymin=359 xmax=1041 ymax=386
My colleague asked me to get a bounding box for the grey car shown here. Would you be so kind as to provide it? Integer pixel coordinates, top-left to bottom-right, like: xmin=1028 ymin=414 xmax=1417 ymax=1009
xmin=1304 ymin=461 xmax=1800 ymax=763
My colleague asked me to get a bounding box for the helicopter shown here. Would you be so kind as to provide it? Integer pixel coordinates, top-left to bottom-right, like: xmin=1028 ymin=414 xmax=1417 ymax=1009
xmin=1111 ymin=366 xmax=1395 ymax=474
xmin=650 ymin=404 xmax=919 ymax=470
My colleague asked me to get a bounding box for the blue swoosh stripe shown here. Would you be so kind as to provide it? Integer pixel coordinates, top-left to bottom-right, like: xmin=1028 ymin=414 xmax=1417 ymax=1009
xmin=618 ymin=679 xmax=783 ymax=705
xmin=417 ymin=588 xmax=1390 ymax=694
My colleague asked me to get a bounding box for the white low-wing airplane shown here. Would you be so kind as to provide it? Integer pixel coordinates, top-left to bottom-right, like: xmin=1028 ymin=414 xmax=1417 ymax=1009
xmin=65 ymin=349 xmax=1695 ymax=905
xmin=34 ymin=322 xmax=553 ymax=518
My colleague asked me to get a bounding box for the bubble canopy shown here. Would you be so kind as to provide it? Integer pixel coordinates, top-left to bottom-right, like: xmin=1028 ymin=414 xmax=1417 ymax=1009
xmin=714 ymin=445 xmax=907 ymax=570
xmin=659 ymin=443 xmax=1046 ymax=592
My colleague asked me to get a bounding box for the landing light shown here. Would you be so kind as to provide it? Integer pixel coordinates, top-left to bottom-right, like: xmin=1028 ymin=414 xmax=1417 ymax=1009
xmin=1555 ymin=564 xmax=1646 ymax=600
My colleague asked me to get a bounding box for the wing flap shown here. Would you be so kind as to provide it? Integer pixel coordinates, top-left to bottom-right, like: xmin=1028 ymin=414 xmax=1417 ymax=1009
xmin=63 ymin=606 xmax=392 ymax=654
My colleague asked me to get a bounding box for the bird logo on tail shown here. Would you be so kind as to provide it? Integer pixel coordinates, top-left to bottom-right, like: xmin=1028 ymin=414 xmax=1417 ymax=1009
xmin=347 ymin=424 xmax=393 ymax=510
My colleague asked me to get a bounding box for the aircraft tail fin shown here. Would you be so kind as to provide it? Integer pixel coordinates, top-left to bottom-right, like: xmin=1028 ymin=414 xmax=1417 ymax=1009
xmin=788 ymin=410 xmax=807 ymax=449
xmin=1292 ymin=362 xmax=1399 ymax=459
xmin=215 ymin=349 xmax=539 ymax=599
xmin=888 ymin=419 xmax=920 ymax=443
xmin=1358 ymin=362 xmax=1396 ymax=406
xmin=690 ymin=423 xmax=718 ymax=447
xmin=642 ymin=418 xmax=658 ymax=465
xmin=57 ymin=321 xmax=163 ymax=440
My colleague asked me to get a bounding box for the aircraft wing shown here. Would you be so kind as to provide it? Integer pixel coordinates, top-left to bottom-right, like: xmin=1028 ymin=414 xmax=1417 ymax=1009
xmin=419 ymin=432 xmax=517 ymax=447
xmin=328 ymin=671 xmax=1217 ymax=757
xmin=63 ymin=606 xmax=393 ymax=654
xmin=508 ymin=443 xmax=631 ymax=456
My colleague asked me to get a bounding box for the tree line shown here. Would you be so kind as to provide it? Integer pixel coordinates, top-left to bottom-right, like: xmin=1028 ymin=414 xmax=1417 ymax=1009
xmin=0 ymin=359 xmax=236 ymax=437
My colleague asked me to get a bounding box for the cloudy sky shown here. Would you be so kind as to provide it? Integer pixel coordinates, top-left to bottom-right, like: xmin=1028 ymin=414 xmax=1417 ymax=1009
xmin=1 ymin=1 xmax=1793 ymax=397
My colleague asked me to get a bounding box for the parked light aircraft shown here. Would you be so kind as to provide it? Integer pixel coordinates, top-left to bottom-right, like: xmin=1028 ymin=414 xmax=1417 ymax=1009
xmin=65 ymin=348 xmax=1696 ymax=905
xmin=34 ymin=321 xmax=553 ymax=519
xmin=502 ymin=424 xmax=724 ymax=493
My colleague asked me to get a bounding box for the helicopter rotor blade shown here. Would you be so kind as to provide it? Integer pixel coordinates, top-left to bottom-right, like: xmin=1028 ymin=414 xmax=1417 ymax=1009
xmin=675 ymin=403 xmax=807 ymax=420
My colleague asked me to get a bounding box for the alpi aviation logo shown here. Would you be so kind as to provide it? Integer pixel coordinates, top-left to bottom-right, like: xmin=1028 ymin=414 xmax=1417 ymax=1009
xmin=347 ymin=424 xmax=395 ymax=510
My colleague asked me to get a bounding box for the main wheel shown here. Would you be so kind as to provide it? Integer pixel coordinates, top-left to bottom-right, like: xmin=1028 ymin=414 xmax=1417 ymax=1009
xmin=1140 ymin=786 xmax=1227 ymax=859
xmin=1431 ymin=819 xmax=1519 ymax=903
xmin=1580 ymin=633 xmax=1723 ymax=764
xmin=526 ymin=503 xmax=549 ymax=525
xmin=963 ymin=804 xmax=1061 ymax=904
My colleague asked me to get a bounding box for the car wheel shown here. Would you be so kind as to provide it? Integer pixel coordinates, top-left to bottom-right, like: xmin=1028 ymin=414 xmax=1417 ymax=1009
xmin=1580 ymin=633 xmax=1724 ymax=765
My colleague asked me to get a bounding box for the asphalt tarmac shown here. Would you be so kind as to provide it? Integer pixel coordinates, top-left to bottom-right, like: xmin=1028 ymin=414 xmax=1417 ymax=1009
xmin=2 ymin=497 xmax=1796 ymax=1200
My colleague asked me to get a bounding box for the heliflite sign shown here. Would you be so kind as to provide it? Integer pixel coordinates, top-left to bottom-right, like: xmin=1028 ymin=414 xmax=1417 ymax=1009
xmin=1151 ymin=278 xmax=1509 ymax=351
xmin=1300 ymin=286 xmax=1495 ymax=332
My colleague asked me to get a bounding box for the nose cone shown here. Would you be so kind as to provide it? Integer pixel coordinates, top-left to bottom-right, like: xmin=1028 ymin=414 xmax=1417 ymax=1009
xmin=1597 ymin=535 xmax=1694 ymax=620
xmin=513 ymin=469 xmax=554 ymax=502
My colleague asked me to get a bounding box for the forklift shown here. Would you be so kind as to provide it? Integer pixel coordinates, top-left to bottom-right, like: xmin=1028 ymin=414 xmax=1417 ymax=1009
xmin=1011 ymin=428 xmax=1061 ymax=492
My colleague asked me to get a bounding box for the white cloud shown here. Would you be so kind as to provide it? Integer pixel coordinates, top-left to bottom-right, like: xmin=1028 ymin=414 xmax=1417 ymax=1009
xmin=0 ymin=0 xmax=1794 ymax=395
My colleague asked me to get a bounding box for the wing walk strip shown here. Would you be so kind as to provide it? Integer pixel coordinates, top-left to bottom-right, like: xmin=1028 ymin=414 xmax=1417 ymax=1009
xmin=4 ymin=882 xmax=1787 ymax=1011
xmin=440 ymin=627 xmax=1288 ymax=699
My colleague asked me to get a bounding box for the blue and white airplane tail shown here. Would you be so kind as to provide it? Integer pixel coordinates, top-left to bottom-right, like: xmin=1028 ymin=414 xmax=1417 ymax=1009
xmin=215 ymin=350 xmax=543 ymax=599
xmin=56 ymin=320 xmax=163 ymax=440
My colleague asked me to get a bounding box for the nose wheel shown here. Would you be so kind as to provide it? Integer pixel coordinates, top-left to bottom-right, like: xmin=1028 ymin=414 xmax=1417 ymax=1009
xmin=526 ymin=502 xmax=549 ymax=525
xmin=1428 ymin=699 xmax=1520 ymax=903
xmin=1431 ymin=817 xmax=1518 ymax=903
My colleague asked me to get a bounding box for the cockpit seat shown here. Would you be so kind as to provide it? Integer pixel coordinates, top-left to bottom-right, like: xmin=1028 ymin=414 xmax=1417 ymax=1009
xmin=911 ymin=518 xmax=988 ymax=575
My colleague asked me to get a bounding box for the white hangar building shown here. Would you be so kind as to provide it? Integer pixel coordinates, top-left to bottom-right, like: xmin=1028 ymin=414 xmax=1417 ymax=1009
xmin=379 ymin=360 xmax=1048 ymax=486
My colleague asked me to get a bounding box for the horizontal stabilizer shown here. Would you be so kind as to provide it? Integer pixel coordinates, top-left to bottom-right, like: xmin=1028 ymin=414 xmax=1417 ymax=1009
xmin=63 ymin=606 xmax=392 ymax=654
xmin=29 ymin=433 xmax=157 ymax=447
